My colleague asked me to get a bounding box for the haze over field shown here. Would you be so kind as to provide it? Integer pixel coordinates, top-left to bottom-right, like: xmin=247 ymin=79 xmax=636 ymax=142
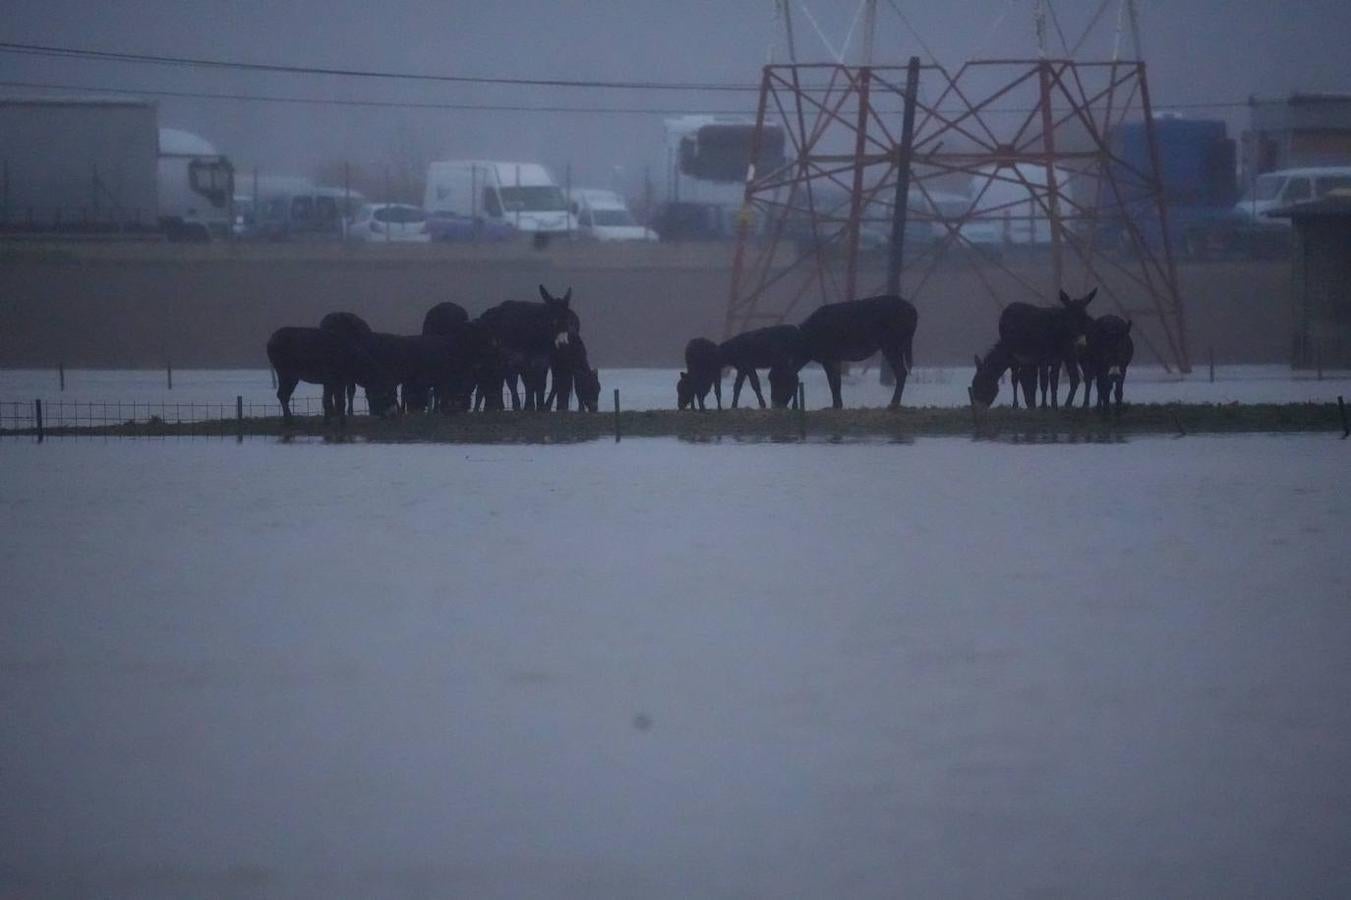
xmin=4 ymin=1 xmax=1350 ymax=194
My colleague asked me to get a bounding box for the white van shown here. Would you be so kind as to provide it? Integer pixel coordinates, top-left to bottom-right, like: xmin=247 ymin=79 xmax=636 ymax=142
xmin=569 ymin=188 xmax=656 ymax=242
xmin=1233 ymin=167 xmax=1351 ymax=225
xmin=424 ymin=160 xmax=575 ymax=237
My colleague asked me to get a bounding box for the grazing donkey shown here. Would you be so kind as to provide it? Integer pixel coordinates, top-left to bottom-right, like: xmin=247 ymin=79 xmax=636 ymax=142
xmin=968 ymin=289 xmax=1097 ymax=408
xmin=799 ymin=294 xmax=917 ymax=409
xmin=318 ymin=311 xmax=375 ymax=415
xmin=546 ymin=331 xmax=599 ymax=412
xmin=718 ymin=325 xmax=806 ymax=409
xmin=266 ymin=327 xmax=398 ymax=424
xmin=678 ymin=337 xmax=723 ymax=411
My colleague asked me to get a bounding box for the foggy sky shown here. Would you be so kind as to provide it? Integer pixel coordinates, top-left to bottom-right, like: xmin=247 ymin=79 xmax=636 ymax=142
xmin=3 ymin=1 xmax=1350 ymax=199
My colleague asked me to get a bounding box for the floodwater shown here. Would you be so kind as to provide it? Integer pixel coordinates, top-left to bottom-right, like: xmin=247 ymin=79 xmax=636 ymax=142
xmin=2 ymin=364 xmax=1349 ymax=417
xmin=2 ymin=436 xmax=1349 ymax=898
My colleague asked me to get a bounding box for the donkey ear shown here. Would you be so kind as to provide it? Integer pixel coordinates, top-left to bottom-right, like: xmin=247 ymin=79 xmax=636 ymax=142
xmin=1083 ymin=288 xmax=1098 ymax=305
xmin=1058 ymin=289 xmax=1072 ymax=306
xmin=538 ymin=284 xmax=552 ymax=303
xmin=561 ymin=287 xmax=572 ymax=307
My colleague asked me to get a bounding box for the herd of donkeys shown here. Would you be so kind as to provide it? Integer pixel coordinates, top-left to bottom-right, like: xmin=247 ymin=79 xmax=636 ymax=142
xmin=264 ymin=284 xmax=1133 ymax=424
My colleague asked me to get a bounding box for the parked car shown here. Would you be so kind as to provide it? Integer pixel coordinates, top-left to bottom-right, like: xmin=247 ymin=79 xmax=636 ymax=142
xmin=570 ymin=189 xmax=657 ymax=242
xmin=345 ymin=203 xmax=431 ymax=242
xmin=425 ymin=210 xmax=517 ymax=243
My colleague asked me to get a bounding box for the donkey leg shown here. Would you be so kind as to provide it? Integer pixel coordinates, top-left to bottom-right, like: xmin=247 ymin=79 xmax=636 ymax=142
xmin=731 ymin=370 xmax=746 ymax=409
xmin=882 ymin=347 xmax=909 ymax=408
xmin=276 ymin=373 xmax=300 ymax=424
xmin=824 ymin=361 xmax=844 ymax=409
xmin=1049 ymin=363 xmax=1061 ymax=409
xmin=713 ymin=376 xmax=723 ymax=410
xmin=346 ymin=382 xmax=356 ymax=416
xmin=747 ymin=369 xmax=766 ymax=409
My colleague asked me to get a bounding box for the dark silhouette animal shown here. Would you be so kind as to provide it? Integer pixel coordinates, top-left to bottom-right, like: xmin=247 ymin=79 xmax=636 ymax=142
xmin=421 ymin=301 xmax=481 ymax=411
xmin=718 ymin=325 xmax=805 ymax=409
xmin=421 ymin=301 xmax=469 ymax=335
xmin=969 ymin=289 xmax=1098 ymax=408
xmin=677 ymin=337 xmax=722 ymax=411
xmin=1084 ymin=315 xmax=1134 ymax=411
xmin=368 ymin=324 xmax=494 ymax=415
xmin=477 ymin=285 xmax=578 ymax=411
xmin=546 ymin=332 xmax=599 ymax=412
xmin=799 ymin=295 xmax=917 ymax=409
xmin=318 ymin=311 xmax=375 ymax=415
xmin=265 ymin=327 xmax=398 ymax=424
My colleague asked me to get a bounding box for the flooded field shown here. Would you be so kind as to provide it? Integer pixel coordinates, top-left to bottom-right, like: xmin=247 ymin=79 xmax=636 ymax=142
xmin=3 ymin=436 xmax=1349 ymax=898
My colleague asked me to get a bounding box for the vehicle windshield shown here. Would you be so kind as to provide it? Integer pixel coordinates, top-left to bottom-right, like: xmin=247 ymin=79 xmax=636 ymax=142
xmin=1240 ymin=175 xmax=1285 ymax=204
xmin=499 ymin=186 xmax=567 ymax=212
xmin=1315 ymin=175 xmax=1351 ymax=197
xmin=592 ymin=209 xmax=636 ymax=227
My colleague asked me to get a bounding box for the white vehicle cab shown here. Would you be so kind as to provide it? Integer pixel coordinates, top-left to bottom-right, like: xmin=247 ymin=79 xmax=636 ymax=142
xmin=1233 ymin=166 xmax=1351 ymax=225
xmin=570 ymin=188 xmax=656 ymax=242
xmin=424 ymin=160 xmax=575 ymax=238
xmin=346 ymin=203 xmax=430 ymax=242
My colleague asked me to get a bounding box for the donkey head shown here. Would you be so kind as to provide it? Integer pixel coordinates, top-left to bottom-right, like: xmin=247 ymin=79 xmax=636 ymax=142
xmin=1058 ymin=287 xmax=1098 ymax=339
xmin=576 ymin=367 xmax=601 ymax=412
xmin=676 ymin=371 xmax=695 ymax=410
xmin=970 ymin=353 xmax=1000 ymax=408
xmin=769 ymin=366 xmax=799 ymax=408
xmin=364 ymin=379 xmax=400 ymax=418
xmin=538 ymin=284 xmax=575 ymax=346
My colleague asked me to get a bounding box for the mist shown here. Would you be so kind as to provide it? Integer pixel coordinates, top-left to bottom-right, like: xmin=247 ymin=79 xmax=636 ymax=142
xmin=5 ymin=0 xmax=1351 ymax=194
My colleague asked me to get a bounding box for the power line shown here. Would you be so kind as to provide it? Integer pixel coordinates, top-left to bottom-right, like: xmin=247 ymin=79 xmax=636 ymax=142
xmin=0 ymin=40 xmax=763 ymax=93
xmin=0 ymin=76 xmax=1253 ymax=116
xmin=0 ymin=79 xmax=753 ymax=116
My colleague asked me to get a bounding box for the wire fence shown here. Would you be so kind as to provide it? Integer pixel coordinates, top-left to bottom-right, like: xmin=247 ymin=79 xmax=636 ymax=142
xmin=0 ymin=395 xmax=373 ymax=437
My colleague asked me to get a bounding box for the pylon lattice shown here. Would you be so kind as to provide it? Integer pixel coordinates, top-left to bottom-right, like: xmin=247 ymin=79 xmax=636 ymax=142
xmin=726 ymin=58 xmax=1191 ymax=373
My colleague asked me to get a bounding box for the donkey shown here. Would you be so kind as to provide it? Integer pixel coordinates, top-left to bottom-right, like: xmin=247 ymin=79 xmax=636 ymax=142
xmin=477 ymin=285 xmax=578 ymax=411
xmin=1084 ymin=315 xmax=1134 ymax=411
xmin=421 ymin=301 xmax=482 ymax=411
xmin=799 ymin=294 xmax=917 ymax=409
xmin=969 ymin=289 xmax=1097 ymax=408
xmin=265 ymin=326 xmax=398 ymax=424
xmin=367 ymin=325 xmax=493 ymax=415
xmin=318 ymin=311 xmax=375 ymax=416
xmin=717 ymin=325 xmax=807 ymax=409
xmin=546 ymin=331 xmax=599 ymax=412
xmin=677 ymin=337 xmax=723 ymax=411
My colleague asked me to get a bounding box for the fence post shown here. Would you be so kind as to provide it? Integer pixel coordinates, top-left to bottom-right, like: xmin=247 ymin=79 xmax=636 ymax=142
xmin=167 ymin=362 xmax=173 ymax=390
xmin=236 ymin=395 xmax=244 ymax=442
xmin=797 ymin=381 xmax=806 ymax=438
xmin=59 ymin=362 xmax=65 ymax=391
xmin=34 ymin=398 xmax=43 ymax=443
xmin=1339 ymin=395 xmax=1348 ymax=439
xmin=613 ymin=388 xmax=621 ymax=442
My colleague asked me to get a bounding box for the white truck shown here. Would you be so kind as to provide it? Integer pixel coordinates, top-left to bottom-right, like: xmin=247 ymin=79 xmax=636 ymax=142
xmin=157 ymin=127 xmax=234 ymax=240
xmin=424 ymin=160 xmax=574 ymax=240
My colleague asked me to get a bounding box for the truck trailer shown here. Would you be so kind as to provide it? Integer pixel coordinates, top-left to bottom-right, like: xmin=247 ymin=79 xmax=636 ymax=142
xmin=0 ymin=96 xmax=160 ymax=233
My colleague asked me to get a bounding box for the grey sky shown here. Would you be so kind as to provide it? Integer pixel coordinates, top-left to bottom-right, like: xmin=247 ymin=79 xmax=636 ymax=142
xmin=3 ymin=1 xmax=1350 ymax=197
